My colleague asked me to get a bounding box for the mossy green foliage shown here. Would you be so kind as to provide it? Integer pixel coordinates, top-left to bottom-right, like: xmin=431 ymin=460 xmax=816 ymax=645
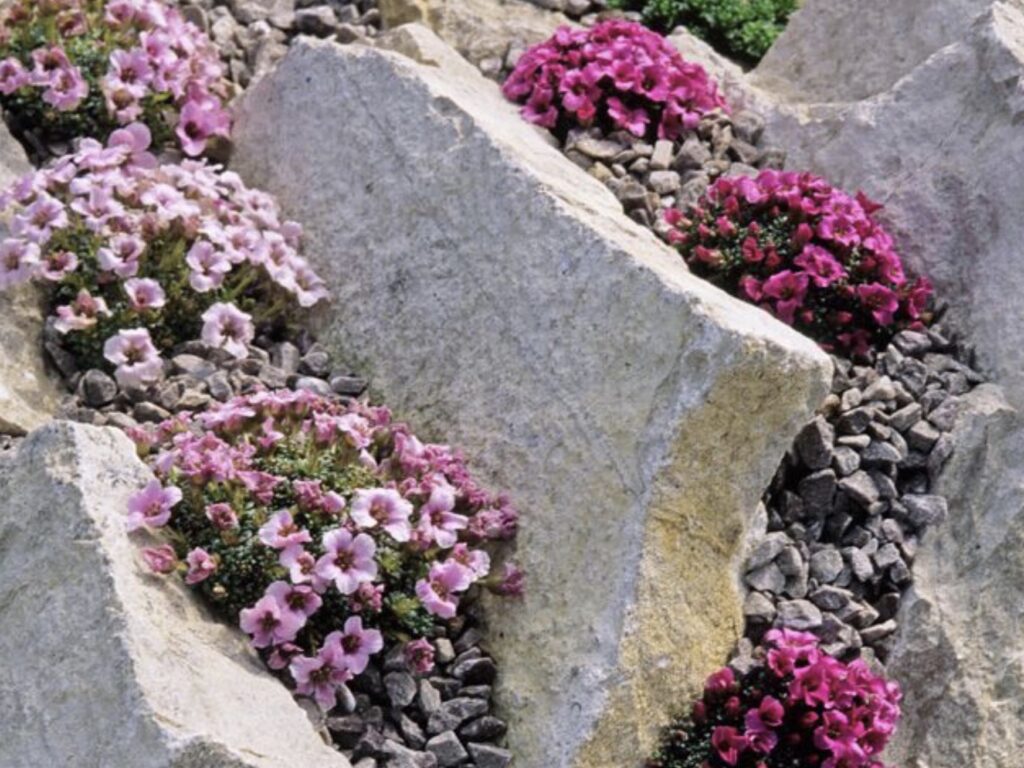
xmin=611 ymin=0 xmax=798 ymax=63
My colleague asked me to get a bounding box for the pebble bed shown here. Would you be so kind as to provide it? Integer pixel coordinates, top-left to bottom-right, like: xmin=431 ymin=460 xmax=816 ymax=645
xmin=735 ymin=327 xmax=983 ymax=669
xmin=49 ymin=331 xmax=511 ymax=768
xmin=557 ymin=108 xmax=783 ymax=232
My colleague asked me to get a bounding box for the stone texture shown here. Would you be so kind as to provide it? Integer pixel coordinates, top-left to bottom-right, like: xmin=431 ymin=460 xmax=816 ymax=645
xmin=889 ymin=384 xmax=1024 ymax=767
xmin=0 ymin=422 xmax=352 ymax=768
xmin=232 ymin=34 xmax=831 ymax=768
xmin=755 ymin=1 xmax=1024 ymax=411
xmin=0 ymin=124 xmax=61 ymax=435
xmin=753 ymin=0 xmax=992 ymax=102
xmin=378 ymin=0 xmax=573 ymax=68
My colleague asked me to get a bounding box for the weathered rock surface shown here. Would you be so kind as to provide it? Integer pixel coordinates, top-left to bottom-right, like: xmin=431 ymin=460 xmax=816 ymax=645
xmin=0 ymin=123 xmax=60 ymax=436
xmin=754 ymin=1 xmax=1024 ymax=410
xmin=0 ymin=422 xmax=352 ymax=768
xmin=888 ymin=384 xmax=1024 ymax=767
xmin=754 ymin=0 xmax=992 ymax=102
xmin=232 ymin=34 xmax=831 ymax=767
xmin=378 ymin=0 xmax=573 ymax=70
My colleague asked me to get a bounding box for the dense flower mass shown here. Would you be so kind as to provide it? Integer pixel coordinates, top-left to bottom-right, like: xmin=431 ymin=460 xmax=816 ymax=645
xmin=0 ymin=0 xmax=230 ymax=155
xmin=0 ymin=123 xmax=327 ymax=383
xmin=502 ymin=20 xmax=727 ymax=141
xmin=664 ymin=170 xmax=932 ymax=356
xmin=649 ymin=630 xmax=902 ymax=768
xmin=127 ymin=389 xmax=521 ymax=710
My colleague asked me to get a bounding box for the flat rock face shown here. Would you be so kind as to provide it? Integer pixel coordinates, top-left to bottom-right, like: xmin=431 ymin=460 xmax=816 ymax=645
xmin=231 ymin=34 xmax=831 ymax=768
xmin=755 ymin=1 xmax=1024 ymax=411
xmin=888 ymin=384 xmax=1024 ymax=767
xmin=378 ymin=0 xmax=573 ymax=66
xmin=0 ymin=422 xmax=351 ymax=768
xmin=754 ymin=0 xmax=992 ymax=102
xmin=0 ymin=125 xmax=60 ymax=436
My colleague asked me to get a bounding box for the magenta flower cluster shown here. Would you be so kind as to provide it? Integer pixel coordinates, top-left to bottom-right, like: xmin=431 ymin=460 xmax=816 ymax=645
xmin=664 ymin=170 xmax=933 ymax=357
xmin=0 ymin=0 xmax=229 ymax=155
xmin=502 ymin=20 xmax=727 ymax=141
xmin=127 ymin=389 xmax=522 ymax=710
xmin=0 ymin=123 xmax=327 ymax=386
xmin=650 ymin=630 xmax=902 ymax=768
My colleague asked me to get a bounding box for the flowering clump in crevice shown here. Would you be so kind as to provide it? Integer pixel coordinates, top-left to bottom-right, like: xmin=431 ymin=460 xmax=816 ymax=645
xmin=502 ymin=20 xmax=727 ymax=142
xmin=0 ymin=0 xmax=230 ymax=156
xmin=665 ymin=170 xmax=932 ymax=357
xmin=127 ymin=389 xmax=522 ymax=710
xmin=0 ymin=123 xmax=327 ymax=387
xmin=648 ymin=630 xmax=902 ymax=768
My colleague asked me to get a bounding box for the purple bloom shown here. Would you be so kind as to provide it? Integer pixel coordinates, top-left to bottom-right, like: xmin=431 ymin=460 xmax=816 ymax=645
xmin=141 ymin=544 xmax=177 ymax=574
xmin=289 ymin=645 xmax=353 ymax=710
xmin=258 ymin=509 xmax=312 ymax=550
xmin=323 ymin=616 xmax=383 ymax=676
xmin=126 ymin=479 xmax=182 ymax=531
xmin=200 ymin=302 xmax=254 ymax=359
xmin=186 ymin=240 xmax=231 ymax=292
xmin=124 ymin=277 xmax=167 ymax=312
xmin=97 ymin=233 xmax=145 ymax=277
xmin=53 ymin=289 xmax=111 ymax=334
xmin=39 ymin=249 xmax=78 ymax=282
xmin=175 ymin=97 xmax=231 ymax=157
xmin=279 ymin=545 xmax=321 ymax=587
xmin=184 ymin=547 xmax=216 ymax=585
xmin=103 ymin=328 xmax=163 ymax=388
xmin=415 ymin=561 xmax=473 ymax=619
xmin=415 ymin=481 xmax=468 ymax=549
xmin=314 ymin=529 xmax=378 ymax=595
xmin=239 ymin=594 xmax=304 ymax=648
xmin=0 ymin=239 xmax=40 ymax=289
xmin=265 ymin=580 xmax=323 ymax=620
xmin=42 ymin=67 xmax=89 ymax=111
xmin=404 ymin=638 xmax=436 ymax=675
xmin=350 ymin=488 xmax=413 ymax=543
xmin=205 ymin=502 xmax=238 ymax=530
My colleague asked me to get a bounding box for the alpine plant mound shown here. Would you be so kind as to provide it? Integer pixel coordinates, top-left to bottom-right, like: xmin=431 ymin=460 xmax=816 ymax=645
xmin=126 ymin=389 xmax=522 ymax=710
xmin=502 ymin=20 xmax=727 ymax=142
xmin=665 ymin=170 xmax=933 ymax=357
xmin=0 ymin=123 xmax=327 ymax=387
xmin=0 ymin=0 xmax=230 ymax=156
xmin=648 ymin=630 xmax=902 ymax=768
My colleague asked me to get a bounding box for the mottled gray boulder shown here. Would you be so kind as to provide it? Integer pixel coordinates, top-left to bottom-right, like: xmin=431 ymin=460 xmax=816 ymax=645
xmin=0 ymin=422 xmax=351 ymax=768
xmin=754 ymin=0 xmax=993 ymax=102
xmin=0 ymin=124 xmax=61 ymax=435
xmin=232 ymin=33 xmax=831 ymax=768
xmin=889 ymin=384 xmax=1024 ymax=767
xmin=755 ymin=1 xmax=1024 ymax=410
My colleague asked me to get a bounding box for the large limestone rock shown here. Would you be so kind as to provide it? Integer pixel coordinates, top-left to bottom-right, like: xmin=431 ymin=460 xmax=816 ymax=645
xmin=755 ymin=2 xmax=1024 ymax=410
xmin=232 ymin=34 xmax=831 ymax=767
xmin=0 ymin=422 xmax=351 ymax=768
xmin=0 ymin=124 xmax=60 ymax=435
xmin=378 ymin=0 xmax=573 ymax=67
xmin=888 ymin=384 xmax=1024 ymax=767
xmin=754 ymin=0 xmax=993 ymax=102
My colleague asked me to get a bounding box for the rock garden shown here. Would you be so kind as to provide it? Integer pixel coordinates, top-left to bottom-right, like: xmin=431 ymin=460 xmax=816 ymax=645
xmin=0 ymin=1 xmax=1021 ymax=768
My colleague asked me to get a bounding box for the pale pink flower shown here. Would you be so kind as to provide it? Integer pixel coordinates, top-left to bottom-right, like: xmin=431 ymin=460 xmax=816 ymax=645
xmin=13 ymin=194 xmax=68 ymax=243
xmin=450 ymin=543 xmax=491 ymax=580
xmin=104 ymin=328 xmax=163 ymax=388
xmin=239 ymin=594 xmax=304 ymax=648
xmin=205 ymin=502 xmax=238 ymax=530
xmin=43 ymin=67 xmax=89 ymax=111
xmin=265 ymin=580 xmax=322 ymax=620
xmin=175 ymin=97 xmax=231 ymax=157
xmin=200 ymin=302 xmax=254 ymax=359
xmin=141 ymin=544 xmax=177 ymax=574
xmin=126 ymin=479 xmax=182 ymax=531
xmin=258 ymin=509 xmax=312 ymax=550
xmin=350 ymin=488 xmax=413 ymax=543
xmin=289 ymin=645 xmax=353 ymax=710
xmin=53 ymin=289 xmax=111 ymax=334
xmin=0 ymin=57 xmax=28 ymax=95
xmin=404 ymin=637 xmax=436 ymax=675
xmin=0 ymin=239 xmax=40 ymax=289
xmin=39 ymin=250 xmax=78 ymax=282
xmin=314 ymin=529 xmax=378 ymax=595
xmin=279 ymin=545 xmax=323 ymax=589
xmin=416 ymin=481 xmax=468 ymax=549
xmin=323 ymin=616 xmax=383 ymax=676
xmin=124 ymin=277 xmax=166 ymax=311
xmin=415 ymin=561 xmax=473 ymax=619
xmin=184 ymin=547 xmax=217 ymax=585
xmin=97 ymin=233 xmax=145 ymax=277
xmin=186 ymin=240 xmax=231 ymax=292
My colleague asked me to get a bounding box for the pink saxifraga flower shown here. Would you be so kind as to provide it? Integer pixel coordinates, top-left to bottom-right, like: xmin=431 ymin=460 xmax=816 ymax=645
xmin=103 ymin=328 xmax=164 ymax=388
xmin=184 ymin=547 xmax=217 ymax=585
xmin=200 ymin=302 xmax=254 ymax=359
xmin=205 ymin=502 xmax=238 ymax=530
xmin=258 ymin=509 xmax=312 ymax=550
xmin=404 ymin=637 xmax=436 ymax=675
xmin=289 ymin=644 xmax=353 ymax=710
xmin=124 ymin=277 xmax=166 ymax=312
xmin=415 ymin=561 xmax=473 ymax=619
xmin=350 ymin=488 xmax=414 ymax=543
xmin=239 ymin=593 xmax=304 ymax=648
xmin=324 ymin=615 xmax=383 ymax=676
xmin=126 ymin=479 xmax=182 ymax=531
xmin=141 ymin=543 xmax=177 ymax=574
xmin=265 ymin=580 xmax=323 ymax=620
xmin=314 ymin=529 xmax=378 ymax=595
xmin=0 ymin=239 xmax=40 ymax=289
xmin=54 ymin=289 xmax=111 ymax=334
